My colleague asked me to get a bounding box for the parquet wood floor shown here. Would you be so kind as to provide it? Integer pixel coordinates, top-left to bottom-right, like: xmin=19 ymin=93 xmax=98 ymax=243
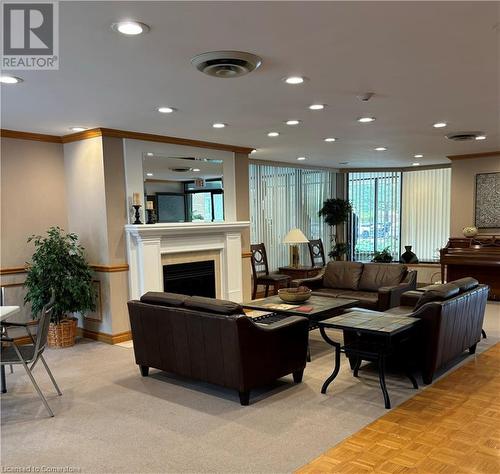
xmin=297 ymin=343 xmax=500 ymax=474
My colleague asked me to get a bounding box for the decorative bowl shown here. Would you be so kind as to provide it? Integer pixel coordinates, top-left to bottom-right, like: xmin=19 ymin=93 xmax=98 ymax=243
xmin=278 ymin=287 xmax=312 ymax=303
xmin=463 ymin=226 xmax=478 ymax=238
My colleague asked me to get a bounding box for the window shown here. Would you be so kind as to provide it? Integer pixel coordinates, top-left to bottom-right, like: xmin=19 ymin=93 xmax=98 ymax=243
xmin=185 ymin=179 xmax=224 ymax=222
xmin=249 ymin=163 xmax=336 ymax=271
xmin=401 ymin=168 xmax=450 ymax=261
xmin=348 ymin=172 xmax=402 ymax=261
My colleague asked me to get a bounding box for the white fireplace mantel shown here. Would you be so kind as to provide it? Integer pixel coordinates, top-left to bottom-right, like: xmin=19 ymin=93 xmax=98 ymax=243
xmin=125 ymin=222 xmax=250 ymax=302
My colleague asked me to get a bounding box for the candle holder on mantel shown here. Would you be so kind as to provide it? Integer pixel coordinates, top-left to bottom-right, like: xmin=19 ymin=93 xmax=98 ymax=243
xmin=132 ymin=205 xmax=143 ymax=225
xmin=146 ymin=208 xmax=156 ymax=225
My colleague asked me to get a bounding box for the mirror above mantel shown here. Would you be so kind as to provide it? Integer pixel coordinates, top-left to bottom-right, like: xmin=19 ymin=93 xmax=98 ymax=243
xmin=143 ymin=154 xmax=224 ymax=223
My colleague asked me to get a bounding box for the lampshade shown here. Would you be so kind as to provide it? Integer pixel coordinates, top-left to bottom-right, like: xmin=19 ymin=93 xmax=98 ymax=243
xmin=283 ymin=228 xmax=309 ymax=244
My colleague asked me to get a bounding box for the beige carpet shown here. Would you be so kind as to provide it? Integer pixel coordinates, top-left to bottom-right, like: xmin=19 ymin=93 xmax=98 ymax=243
xmin=1 ymin=303 xmax=499 ymax=473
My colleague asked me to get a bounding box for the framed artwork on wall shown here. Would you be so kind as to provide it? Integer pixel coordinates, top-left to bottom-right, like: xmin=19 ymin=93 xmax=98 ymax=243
xmin=475 ymin=172 xmax=500 ymax=228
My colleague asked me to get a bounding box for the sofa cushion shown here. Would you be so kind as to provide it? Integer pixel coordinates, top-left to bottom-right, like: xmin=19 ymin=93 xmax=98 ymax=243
xmin=140 ymin=291 xmax=188 ymax=307
xmin=450 ymin=277 xmax=479 ymax=293
xmin=415 ymin=283 xmax=460 ymax=309
xmin=337 ymin=290 xmax=378 ymax=310
xmin=184 ymin=295 xmax=243 ymax=315
xmin=323 ymin=261 xmax=364 ymax=290
xmin=311 ymin=288 xmax=346 ymax=298
xmin=358 ymin=263 xmax=407 ymax=291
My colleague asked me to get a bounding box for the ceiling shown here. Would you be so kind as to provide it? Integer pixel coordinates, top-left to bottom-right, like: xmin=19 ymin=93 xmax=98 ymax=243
xmin=1 ymin=1 xmax=499 ymax=168
xmin=143 ymin=155 xmax=223 ymax=181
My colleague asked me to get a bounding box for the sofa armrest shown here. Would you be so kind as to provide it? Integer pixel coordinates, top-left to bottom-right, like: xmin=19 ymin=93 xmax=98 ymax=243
xmin=400 ymin=290 xmax=424 ymax=308
xmin=237 ymin=316 xmax=309 ymax=391
xmin=403 ymin=269 xmax=417 ymax=289
xmin=291 ymin=273 xmax=324 ymax=289
xmin=378 ymin=280 xmax=416 ymax=310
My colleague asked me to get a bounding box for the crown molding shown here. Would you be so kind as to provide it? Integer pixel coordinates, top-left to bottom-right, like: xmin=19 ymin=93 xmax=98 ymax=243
xmin=447 ymin=150 xmax=500 ymax=161
xmin=0 ymin=129 xmax=62 ymax=143
xmin=1 ymin=127 xmax=253 ymax=154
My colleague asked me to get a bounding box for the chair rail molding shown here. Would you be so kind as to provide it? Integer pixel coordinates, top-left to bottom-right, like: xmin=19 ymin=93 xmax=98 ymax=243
xmin=125 ymin=222 xmax=250 ymax=302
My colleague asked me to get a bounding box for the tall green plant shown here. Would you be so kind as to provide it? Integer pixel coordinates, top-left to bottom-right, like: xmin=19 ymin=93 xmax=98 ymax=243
xmin=319 ymin=198 xmax=352 ymax=259
xmin=24 ymin=227 xmax=96 ymax=323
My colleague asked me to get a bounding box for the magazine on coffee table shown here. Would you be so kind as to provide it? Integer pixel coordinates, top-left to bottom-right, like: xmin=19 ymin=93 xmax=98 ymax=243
xmin=262 ymin=303 xmax=300 ymax=311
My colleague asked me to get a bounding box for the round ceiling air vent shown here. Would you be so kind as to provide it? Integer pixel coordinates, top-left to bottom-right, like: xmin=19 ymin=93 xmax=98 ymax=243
xmin=446 ymin=131 xmax=484 ymax=141
xmin=191 ymin=51 xmax=262 ymax=78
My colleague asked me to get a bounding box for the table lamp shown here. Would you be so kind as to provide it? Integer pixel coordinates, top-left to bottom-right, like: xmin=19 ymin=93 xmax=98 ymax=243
xmin=284 ymin=228 xmax=309 ymax=268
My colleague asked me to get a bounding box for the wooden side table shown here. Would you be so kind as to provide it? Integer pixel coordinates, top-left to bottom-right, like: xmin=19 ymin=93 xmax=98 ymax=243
xmin=278 ymin=265 xmax=323 ymax=280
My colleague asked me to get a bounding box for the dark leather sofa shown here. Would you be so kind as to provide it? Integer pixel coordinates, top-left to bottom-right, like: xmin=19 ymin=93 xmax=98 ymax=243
xmin=293 ymin=261 xmax=417 ymax=310
xmin=392 ymin=278 xmax=488 ymax=383
xmin=127 ymin=292 xmax=309 ymax=405
xmin=345 ymin=278 xmax=489 ymax=384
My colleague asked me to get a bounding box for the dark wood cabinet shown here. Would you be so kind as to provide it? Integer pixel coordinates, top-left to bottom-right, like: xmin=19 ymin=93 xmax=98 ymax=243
xmin=440 ymin=236 xmax=500 ymax=300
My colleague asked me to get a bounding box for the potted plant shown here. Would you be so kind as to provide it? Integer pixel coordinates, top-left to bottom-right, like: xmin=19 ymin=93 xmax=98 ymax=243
xmin=319 ymin=198 xmax=352 ymax=260
xmin=329 ymin=242 xmax=350 ymax=261
xmin=372 ymin=247 xmax=394 ymax=263
xmin=24 ymin=227 xmax=95 ymax=348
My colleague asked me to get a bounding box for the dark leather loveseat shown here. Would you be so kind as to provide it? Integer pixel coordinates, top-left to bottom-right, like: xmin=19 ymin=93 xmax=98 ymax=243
xmin=293 ymin=261 xmax=417 ymax=310
xmin=127 ymin=292 xmax=309 ymax=405
xmin=390 ymin=277 xmax=488 ymax=383
xmin=345 ymin=278 xmax=488 ymax=384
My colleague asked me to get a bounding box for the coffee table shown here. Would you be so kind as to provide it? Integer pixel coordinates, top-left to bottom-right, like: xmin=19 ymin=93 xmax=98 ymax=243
xmin=243 ymin=295 xmax=358 ymax=329
xmin=242 ymin=295 xmax=358 ymax=361
xmin=318 ymin=311 xmax=420 ymax=409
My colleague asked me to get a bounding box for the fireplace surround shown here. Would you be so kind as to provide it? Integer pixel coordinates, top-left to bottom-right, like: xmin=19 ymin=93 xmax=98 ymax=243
xmin=125 ymin=221 xmax=249 ymax=302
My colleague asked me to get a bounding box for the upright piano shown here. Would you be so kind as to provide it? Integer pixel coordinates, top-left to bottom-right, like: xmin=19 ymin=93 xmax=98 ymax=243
xmin=440 ymin=236 xmax=500 ymax=300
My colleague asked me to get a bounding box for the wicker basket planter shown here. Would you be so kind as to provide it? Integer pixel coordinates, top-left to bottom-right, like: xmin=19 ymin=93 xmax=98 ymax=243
xmin=47 ymin=317 xmax=78 ymax=348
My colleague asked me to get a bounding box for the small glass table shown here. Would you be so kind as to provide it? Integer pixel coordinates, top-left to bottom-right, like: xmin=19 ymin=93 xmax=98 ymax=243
xmin=318 ymin=310 xmax=421 ymax=409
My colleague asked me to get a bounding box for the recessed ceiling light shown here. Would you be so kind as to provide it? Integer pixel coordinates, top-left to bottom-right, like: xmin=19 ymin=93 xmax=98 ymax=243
xmin=285 ymin=120 xmax=301 ymax=126
xmin=157 ymin=106 xmax=175 ymax=114
xmin=212 ymin=123 xmax=226 ymax=128
xmin=192 ymin=168 xmax=201 ymax=172
xmin=309 ymin=104 xmax=325 ymax=110
xmin=146 ymin=173 xmax=154 ymax=177
xmin=250 ymin=149 xmax=257 ymax=154
xmin=267 ymin=132 xmax=280 ymax=137
xmin=475 ymin=135 xmax=486 ymax=140
xmin=146 ymin=152 xmax=154 ymax=156
xmin=357 ymin=117 xmax=375 ymax=123
xmin=412 ymin=162 xmax=420 ymax=166
xmin=433 ymin=122 xmax=447 ymax=128
xmin=374 ymin=147 xmax=387 ymax=151
xmin=324 ymin=138 xmax=337 ymax=142
xmin=112 ymin=21 xmax=150 ymax=36
xmin=284 ymin=76 xmax=305 ymax=85
xmin=297 ymin=157 xmax=306 ymax=161
xmin=69 ymin=127 xmax=87 ymax=132
xmin=414 ymin=154 xmax=424 ymax=158
xmin=0 ymin=75 xmax=23 ymax=84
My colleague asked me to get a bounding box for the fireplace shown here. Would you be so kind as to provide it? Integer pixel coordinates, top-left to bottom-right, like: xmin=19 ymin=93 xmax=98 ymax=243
xmin=163 ymin=260 xmax=216 ymax=298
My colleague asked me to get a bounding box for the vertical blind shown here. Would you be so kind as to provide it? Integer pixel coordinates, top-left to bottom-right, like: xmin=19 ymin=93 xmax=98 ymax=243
xmin=348 ymin=172 xmax=402 ymax=261
xmin=401 ymin=168 xmax=451 ymax=261
xmin=249 ymin=163 xmax=336 ymax=271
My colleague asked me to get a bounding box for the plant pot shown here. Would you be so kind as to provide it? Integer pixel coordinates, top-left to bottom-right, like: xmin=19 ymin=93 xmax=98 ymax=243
xmin=47 ymin=317 xmax=78 ymax=348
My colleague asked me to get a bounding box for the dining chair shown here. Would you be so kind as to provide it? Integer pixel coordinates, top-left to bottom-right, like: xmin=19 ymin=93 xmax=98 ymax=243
xmin=0 ymin=292 xmax=62 ymax=417
xmin=308 ymin=239 xmax=326 ymax=268
xmin=250 ymin=243 xmax=291 ymax=299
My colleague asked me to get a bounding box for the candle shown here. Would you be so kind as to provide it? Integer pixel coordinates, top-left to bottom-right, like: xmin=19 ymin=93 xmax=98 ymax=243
xmin=146 ymin=201 xmax=153 ymax=210
xmin=133 ymin=193 xmax=141 ymax=206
